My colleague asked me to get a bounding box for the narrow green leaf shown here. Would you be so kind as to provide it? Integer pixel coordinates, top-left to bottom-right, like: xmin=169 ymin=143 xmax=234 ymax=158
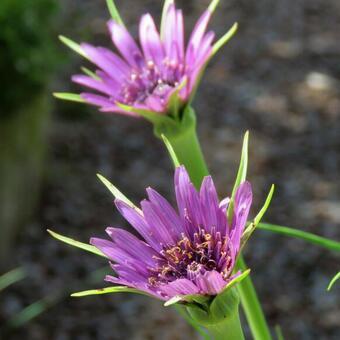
xmin=59 ymin=35 xmax=88 ymax=59
xmin=212 ymin=23 xmax=238 ymax=56
xmin=53 ymin=92 xmax=85 ymax=103
xmin=227 ymin=131 xmax=249 ymax=220
xmin=241 ymin=185 xmax=275 ymax=249
xmin=275 ymin=325 xmax=285 ymax=340
xmin=106 ymin=0 xmax=125 ymax=26
xmin=0 ymin=268 xmax=26 ymax=291
xmin=166 ymin=77 xmax=187 ymax=119
xmin=161 ymin=134 xmax=180 ymax=167
xmin=96 ymin=174 xmax=141 ymax=212
xmin=47 ymin=229 xmax=106 ymax=258
xmin=8 ymin=295 xmax=59 ymax=328
xmin=254 ymin=185 xmax=275 ymax=226
xmin=8 ymin=267 xmax=108 ymax=328
xmin=160 ymin=0 xmax=174 ymax=41
xmin=223 ymin=269 xmax=251 ymax=292
xmin=208 ymin=0 xmax=221 ymax=13
xmin=71 ymin=285 xmax=144 ymax=297
xmin=327 ymin=272 xmax=340 ymax=291
xmin=258 ymin=223 xmax=340 ymax=252
xmin=231 ymin=131 xmax=249 ymax=196
xmin=116 ymin=102 xmax=177 ymax=129
xmin=81 ymin=67 xmax=100 ymax=80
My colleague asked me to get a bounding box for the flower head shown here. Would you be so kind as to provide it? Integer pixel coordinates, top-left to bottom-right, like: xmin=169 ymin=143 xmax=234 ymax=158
xmin=91 ymin=166 xmax=252 ymax=301
xmin=65 ymin=0 xmax=237 ymax=117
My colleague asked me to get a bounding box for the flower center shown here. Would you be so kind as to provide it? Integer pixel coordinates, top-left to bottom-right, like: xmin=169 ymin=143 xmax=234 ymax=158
xmin=120 ymin=59 xmax=185 ymax=106
xmin=148 ymin=228 xmax=234 ymax=286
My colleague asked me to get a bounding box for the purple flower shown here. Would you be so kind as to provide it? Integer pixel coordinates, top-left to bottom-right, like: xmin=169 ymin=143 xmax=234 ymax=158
xmin=69 ymin=0 xmax=236 ymax=117
xmin=91 ymin=166 xmax=252 ymax=301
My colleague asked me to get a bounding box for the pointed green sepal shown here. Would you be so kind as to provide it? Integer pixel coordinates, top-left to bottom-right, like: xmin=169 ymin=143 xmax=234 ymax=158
xmin=222 ymin=269 xmax=251 ymax=293
xmin=186 ymin=287 xmax=244 ymax=340
xmin=327 ymin=272 xmax=340 ymax=291
xmin=227 ymin=131 xmax=249 ymax=221
xmin=212 ymin=23 xmax=238 ymax=56
xmin=185 ymin=270 xmax=249 ymax=326
xmin=106 ymin=0 xmax=125 ymax=26
xmin=47 ymin=229 xmax=106 ymax=258
xmin=166 ymin=77 xmax=187 ymax=119
xmin=241 ymin=185 xmax=275 ymax=249
xmin=208 ymin=0 xmax=221 ymax=13
xmin=254 ymin=185 xmax=275 ymax=226
xmin=96 ymin=174 xmax=141 ymax=212
xmin=161 ymin=134 xmax=180 ymax=167
xmin=59 ymin=35 xmax=88 ymax=59
xmin=115 ymin=102 xmax=177 ymax=128
xmin=53 ymin=92 xmax=85 ymax=103
xmin=71 ymin=285 xmax=150 ymax=297
xmin=81 ymin=67 xmax=100 ymax=80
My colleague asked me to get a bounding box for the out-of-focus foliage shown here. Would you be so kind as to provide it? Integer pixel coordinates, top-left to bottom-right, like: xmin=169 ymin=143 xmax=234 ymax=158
xmin=0 ymin=0 xmax=59 ymax=117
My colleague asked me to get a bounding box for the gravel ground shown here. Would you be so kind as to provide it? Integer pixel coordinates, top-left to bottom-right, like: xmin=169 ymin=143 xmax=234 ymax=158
xmin=1 ymin=0 xmax=340 ymax=339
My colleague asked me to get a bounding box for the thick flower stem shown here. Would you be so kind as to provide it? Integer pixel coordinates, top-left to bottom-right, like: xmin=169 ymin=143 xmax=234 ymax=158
xmin=158 ymin=107 xmax=272 ymax=340
xmin=161 ymin=110 xmax=208 ymax=189
xmin=206 ymin=312 xmax=245 ymax=340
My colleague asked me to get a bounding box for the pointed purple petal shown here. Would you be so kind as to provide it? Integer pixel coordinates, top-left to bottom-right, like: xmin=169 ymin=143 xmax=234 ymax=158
xmin=81 ymin=93 xmax=112 ymax=108
xmin=186 ymin=10 xmax=212 ymax=64
xmin=144 ymin=94 xmax=166 ymax=112
xmin=115 ymin=200 xmax=162 ymax=252
xmin=159 ymin=278 xmax=200 ymax=298
xmin=230 ymin=181 xmax=253 ymax=251
xmin=199 ymin=176 xmax=221 ymax=233
xmin=175 ymin=10 xmax=185 ymax=60
xmin=146 ymin=188 xmax=184 ymax=237
xmin=192 ymin=31 xmax=214 ymax=67
xmin=105 ymin=275 xmax=164 ymax=300
xmin=108 ymin=20 xmax=144 ymax=69
xmin=96 ymin=46 xmax=130 ymax=76
xmin=110 ymin=263 xmax=148 ymax=280
xmin=81 ymin=44 xmax=127 ymax=82
xmin=163 ymin=5 xmax=184 ymax=62
xmin=105 ymin=227 xmax=157 ymax=266
xmin=90 ymin=238 xmax=128 ymax=264
xmin=90 ymin=238 xmax=149 ymax=276
xmin=195 ymin=270 xmax=226 ymax=295
xmin=219 ymin=197 xmax=230 ymax=212
xmin=174 ymin=166 xmax=202 ymax=236
xmin=72 ymin=75 xmax=114 ymax=96
xmin=139 ymin=14 xmax=165 ymax=68
xmin=141 ymin=199 xmax=176 ymax=246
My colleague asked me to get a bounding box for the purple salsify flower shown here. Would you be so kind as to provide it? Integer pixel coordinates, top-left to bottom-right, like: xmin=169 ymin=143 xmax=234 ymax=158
xmin=90 ymin=166 xmax=252 ymax=301
xmin=70 ymin=0 xmax=232 ymax=117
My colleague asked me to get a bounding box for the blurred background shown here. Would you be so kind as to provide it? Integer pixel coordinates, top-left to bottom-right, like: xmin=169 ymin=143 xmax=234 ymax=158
xmin=0 ymin=0 xmax=339 ymax=339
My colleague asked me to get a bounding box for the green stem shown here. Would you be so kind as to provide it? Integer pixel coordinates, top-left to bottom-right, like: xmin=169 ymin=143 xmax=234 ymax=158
xmin=206 ymin=312 xmax=245 ymax=340
xmin=163 ymin=109 xmax=208 ymax=188
xmin=158 ymin=107 xmax=272 ymax=340
xmin=237 ymin=256 xmax=272 ymax=340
